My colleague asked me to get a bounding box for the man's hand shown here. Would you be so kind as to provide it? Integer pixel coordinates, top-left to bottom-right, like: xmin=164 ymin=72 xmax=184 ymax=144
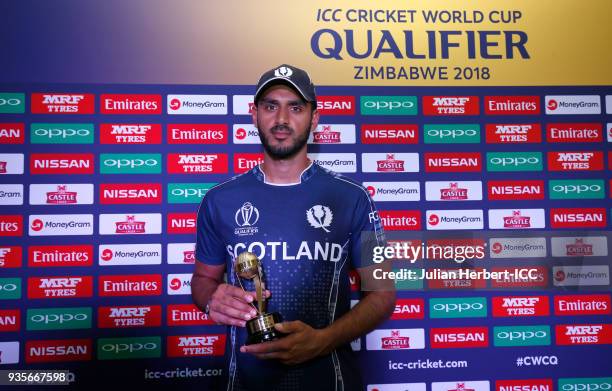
xmin=208 ymin=283 xmax=270 ymax=327
xmin=240 ymin=321 xmax=331 ymax=365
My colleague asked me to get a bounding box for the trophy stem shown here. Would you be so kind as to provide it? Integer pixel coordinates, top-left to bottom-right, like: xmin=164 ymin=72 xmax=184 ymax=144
xmin=254 ymin=276 xmax=264 ymax=314
xmin=235 ymin=271 xmax=259 ymax=314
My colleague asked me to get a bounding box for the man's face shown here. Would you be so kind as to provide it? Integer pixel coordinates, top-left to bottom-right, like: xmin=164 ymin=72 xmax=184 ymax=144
xmin=252 ymin=84 xmax=319 ymax=160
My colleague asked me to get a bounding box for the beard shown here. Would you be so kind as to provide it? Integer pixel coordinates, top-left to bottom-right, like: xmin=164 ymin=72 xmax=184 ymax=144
xmin=257 ymin=120 xmax=311 ymax=160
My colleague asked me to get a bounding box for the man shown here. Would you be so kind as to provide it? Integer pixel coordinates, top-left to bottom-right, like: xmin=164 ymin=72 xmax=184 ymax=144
xmin=191 ymin=64 xmax=395 ymax=391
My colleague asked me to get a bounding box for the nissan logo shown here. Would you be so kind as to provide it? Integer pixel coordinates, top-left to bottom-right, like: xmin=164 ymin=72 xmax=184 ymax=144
xmin=103 ymin=159 xmax=158 ymax=168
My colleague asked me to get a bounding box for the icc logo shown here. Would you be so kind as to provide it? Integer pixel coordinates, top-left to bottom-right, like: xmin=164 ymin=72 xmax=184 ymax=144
xmin=235 ymin=202 xmax=260 ymax=227
xmin=274 ymin=66 xmax=293 ymax=78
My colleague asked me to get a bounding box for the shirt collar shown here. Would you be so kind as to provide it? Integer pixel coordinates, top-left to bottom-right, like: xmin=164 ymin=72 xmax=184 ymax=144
xmin=252 ymin=161 xmax=316 ymax=186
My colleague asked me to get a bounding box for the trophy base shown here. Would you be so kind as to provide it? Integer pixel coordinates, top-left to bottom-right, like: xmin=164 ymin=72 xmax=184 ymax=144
xmin=245 ymin=312 xmax=283 ymax=345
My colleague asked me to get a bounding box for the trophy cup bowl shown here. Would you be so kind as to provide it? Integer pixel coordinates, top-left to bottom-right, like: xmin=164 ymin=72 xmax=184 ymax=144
xmin=235 ymin=252 xmax=284 ymax=345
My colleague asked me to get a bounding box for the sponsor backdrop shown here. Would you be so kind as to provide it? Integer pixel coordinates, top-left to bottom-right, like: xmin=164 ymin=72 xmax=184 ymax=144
xmin=1 ymin=1 xmax=611 ymax=390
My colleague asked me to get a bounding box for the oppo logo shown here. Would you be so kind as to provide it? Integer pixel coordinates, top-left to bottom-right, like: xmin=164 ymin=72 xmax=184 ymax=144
xmin=433 ymin=302 xmax=484 ymax=312
xmin=34 ymin=128 xmax=90 ymax=139
xmin=0 ymin=283 xmax=17 ymax=291
xmin=31 ymin=313 xmax=88 ymax=324
xmin=171 ymin=188 xmax=208 ymax=198
xmin=427 ymin=128 xmax=477 ymax=139
xmin=364 ymin=101 xmax=414 ymax=110
xmin=103 ymin=159 xmax=158 ymax=168
xmin=552 ymin=184 xmax=602 ymax=194
xmin=497 ymin=330 xmax=547 ymax=341
xmin=101 ymin=342 xmax=158 ymax=353
xmin=0 ymin=98 xmax=21 ymax=106
xmin=490 ymin=157 xmax=539 ymax=166
xmin=562 ymin=383 xmax=612 ymax=391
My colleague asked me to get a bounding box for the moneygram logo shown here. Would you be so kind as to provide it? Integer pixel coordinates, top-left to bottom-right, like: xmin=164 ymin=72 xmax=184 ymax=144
xmin=98 ymin=274 xmax=162 ymax=297
xmin=308 ymin=153 xmax=356 ymax=173
xmin=0 ymin=278 xmax=21 ymax=300
xmin=0 ymin=123 xmax=24 ymax=144
xmin=100 ymin=124 xmax=161 ymax=144
xmin=489 ymin=209 xmax=545 ymax=229
xmin=363 ymin=182 xmax=420 ymax=202
xmin=430 ymin=327 xmax=489 ymax=348
xmin=423 ymin=96 xmax=479 ymax=115
xmin=366 ymin=329 xmax=425 ymax=350
xmin=547 ymin=123 xmax=602 ymax=143
xmin=488 ymin=180 xmax=544 ymax=200
xmin=493 ymin=325 xmax=551 ymax=346
xmin=425 ymin=152 xmax=481 ymax=172
xmin=167 ymin=304 xmax=213 ymax=326
xmin=424 ymin=124 xmax=480 ymax=144
xmin=556 ymin=324 xmax=611 ymax=345
xmin=317 ymin=95 xmax=355 ymax=115
xmin=27 ymin=276 xmax=93 ymax=299
xmin=30 ymin=123 xmax=93 ymax=144
xmin=545 ymin=95 xmax=601 ymax=115
xmin=98 ymin=244 xmax=162 ymax=266
xmin=551 ymin=236 xmax=608 ymax=257
xmin=485 ymin=123 xmax=542 ymax=143
xmin=310 ymin=124 xmax=356 ymax=144
xmin=362 ymin=153 xmax=419 ymax=173
xmin=167 ymin=243 xmax=196 ymax=264
xmin=553 ymin=265 xmax=610 ymax=287
xmin=100 ymin=94 xmax=161 ymax=114
xmin=167 ymin=94 xmax=227 ymax=115
xmin=548 ymin=151 xmax=603 ymax=171
xmin=99 ymin=213 xmax=162 ymax=235
xmin=167 ymin=123 xmax=227 ymax=144
xmin=29 ymin=184 xmax=93 ymax=205
xmin=25 ymin=339 xmax=91 ymax=363
xmin=379 ymin=210 xmax=421 ymax=231
xmin=489 ymin=237 xmax=547 ymax=258
xmin=360 ymin=96 xmax=417 ymax=116
xmin=167 ymin=334 xmax=226 ymax=357
xmin=167 ymin=213 xmax=196 ymax=234
xmin=100 ymin=153 xmax=161 ymax=174
xmin=0 ymin=246 xmax=22 ymax=268
xmin=232 ymin=124 xmax=260 ymax=144
xmin=486 ymin=152 xmax=542 ymax=172
xmin=549 ymin=180 xmax=604 ymax=200
xmin=31 ymin=93 xmax=94 ymax=114
xmin=27 ymin=307 xmax=92 ymax=331
xmin=167 ymin=153 xmax=228 ymax=174
xmin=28 ymin=214 xmax=93 ymax=236
xmin=167 ymin=274 xmax=192 ymax=295
xmin=550 ymin=208 xmax=607 ymax=228
xmin=391 ymin=299 xmax=425 ymax=320
xmin=426 ymin=181 xmax=482 ymax=201
xmin=426 ymin=210 xmax=484 ymax=230
xmin=485 ymin=95 xmax=540 ymax=115
xmin=30 ymin=153 xmax=94 ymax=175
xmin=234 ymin=153 xmax=264 ymax=174
xmin=168 ymin=183 xmax=214 ymax=204
xmin=429 ymin=297 xmax=487 ymax=318
xmin=492 ymin=296 xmax=550 ymax=317
xmin=0 ymin=93 xmax=25 ymax=113
xmin=98 ymin=305 xmax=162 ymax=328
xmin=0 ymin=184 xmax=23 ymax=206
xmin=554 ymin=294 xmax=611 ymax=316
xmin=361 ymin=124 xmax=418 ymax=144
xmin=28 ymin=245 xmax=93 ymax=267
xmin=97 ymin=336 xmax=161 ymax=360
xmin=100 ymin=183 xmax=161 ymax=204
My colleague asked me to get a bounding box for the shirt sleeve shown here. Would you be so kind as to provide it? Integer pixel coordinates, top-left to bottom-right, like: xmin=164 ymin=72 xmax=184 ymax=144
xmin=349 ymin=187 xmax=386 ymax=269
xmin=195 ymin=193 xmax=227 ymax=265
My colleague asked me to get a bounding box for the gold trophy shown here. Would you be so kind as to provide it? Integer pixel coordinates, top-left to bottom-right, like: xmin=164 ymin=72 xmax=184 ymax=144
xmin=234 ymin=251 xmax=283 ymax=344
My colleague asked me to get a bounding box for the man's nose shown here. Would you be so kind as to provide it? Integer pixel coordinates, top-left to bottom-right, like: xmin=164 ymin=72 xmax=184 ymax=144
xmin=275 ymin=105 xmax=290 ymax=125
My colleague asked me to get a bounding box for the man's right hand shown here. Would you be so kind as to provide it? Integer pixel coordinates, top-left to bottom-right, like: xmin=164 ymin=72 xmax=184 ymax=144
xmin=208 ymin=283 xmax=271 ymax=327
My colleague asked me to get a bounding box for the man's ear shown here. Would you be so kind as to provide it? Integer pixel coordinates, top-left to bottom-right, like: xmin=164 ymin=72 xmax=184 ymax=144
xmin=310 ymin=108 xmax=320 ymax=131
xmin=251 ymin=104 xmax=258 ymax=127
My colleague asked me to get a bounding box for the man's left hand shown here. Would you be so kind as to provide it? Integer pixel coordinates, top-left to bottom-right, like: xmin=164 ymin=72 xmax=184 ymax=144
xmin=240 ymin=321 xmax=330 ymax=365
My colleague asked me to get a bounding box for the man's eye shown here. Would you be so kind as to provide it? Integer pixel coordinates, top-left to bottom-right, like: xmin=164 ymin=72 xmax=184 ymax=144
xmin=290 ymin=106 xmax=303 ymax=112
xmin=265 ymin=104 xmax=277 ymax=111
